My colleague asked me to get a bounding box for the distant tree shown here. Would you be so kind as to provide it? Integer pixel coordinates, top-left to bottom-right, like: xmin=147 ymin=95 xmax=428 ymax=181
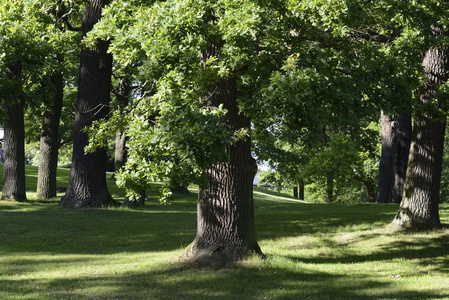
xmin=113 ymin=77 xmax=130 ymax=175
xmin=377 ymin=111 xmax=395 ymax=203
xmin=393 ymin=113 xmax=412 ymax=204
xmin=0 ymin=1 xmax=59 ymax=201
xmin=35 ymin=1 xmax=81 ymax=199
xmin=36 ymin=68 xmax=64 ymax=199
xmin=377 ymin=111 xmax=412 ymax=204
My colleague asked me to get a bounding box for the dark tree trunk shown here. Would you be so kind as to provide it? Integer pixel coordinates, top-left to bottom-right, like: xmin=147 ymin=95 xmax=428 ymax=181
xmin=392 ymin=28 xmax=448 ymax=229
xmin=365 ymin=181 xmax=377 ymax=203
xmin=377 ymin=111 xmax=395 ymax=203
xmin=185 ymin=76 xmax=263 ymax=265
xmin=36 ymin=71 xmax=64 ymax=199
xmin=1 ymin=63 xmax=27 ymax=202
xmin=113 ymin=77 xmax=130 ymax=174
xmin=293 ymin=180 xmax=305 ymax=200
xmin=326 ymin=174 xmax=334 ymax=203
xmin=60 ymin=0 xmax=114 ymax=208
xmin=299 ymin=179 xmax=305 ymax=200
xmin=393 ymin=113 xmax=412 ymax=204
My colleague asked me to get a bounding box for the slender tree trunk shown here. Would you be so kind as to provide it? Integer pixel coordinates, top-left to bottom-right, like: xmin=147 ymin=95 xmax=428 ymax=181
xmin=37 ymin=71 xmax=64 ymax=199
xmin=293 ymin=186 xmax=298 ymax=198
xmin=1 ymin=63 xmax=27 ymax=202
xmin=114 ymin=77 xmax=130 ymax=174
xmin=299 ymin=179 xmax=305 ymax=200
xmin=326 ymin=174 xmax=334 ymax=203
xmin=60 ymin=0 xmax=114 ymax=208
xmin=377 ymin=111 xmax=395 ymax=203
xmin=393 ymin=113 xmax=412 ymax=204
xmin=392 ymin=27 xmax=448 ymax=229
xmin=114 ymin=130 xmax=127 ymax=173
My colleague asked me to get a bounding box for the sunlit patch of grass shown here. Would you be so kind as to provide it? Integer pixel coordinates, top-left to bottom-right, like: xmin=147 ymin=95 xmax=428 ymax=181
xmin=0 ymin=165 xmax=449 ymax=299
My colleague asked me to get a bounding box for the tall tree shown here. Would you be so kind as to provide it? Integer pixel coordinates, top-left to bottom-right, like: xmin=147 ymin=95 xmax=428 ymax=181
xmin=1 ymin=63 xmax=27 ymax=201
xmin=33 ymin=1 xmax=82 ymax=199
xmin=377 ymin=111 xmax=395 ymax=203
xmin=86 ymin=0 xmax=280 ymax=263
xmin=393 ymin=113 xmax=412 ymax=204
xmin=392 ymin=26 xmax=449 ymax=229
xmin=186 ymin=75 xmax=263 ymax=263
xmin=36 ymin=68 xmax=64 ymax=199
xmin=113 ymin=76 xmax=130 ymax=175
xmin=60 ymin=0 xmax=114 ymax=208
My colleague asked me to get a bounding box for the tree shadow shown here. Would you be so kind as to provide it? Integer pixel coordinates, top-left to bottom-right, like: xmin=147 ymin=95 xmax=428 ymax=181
xmin=1 ymin=258 xmax=448 ymax=300
xmin=0 ymin=202 xmax=197 ymax=255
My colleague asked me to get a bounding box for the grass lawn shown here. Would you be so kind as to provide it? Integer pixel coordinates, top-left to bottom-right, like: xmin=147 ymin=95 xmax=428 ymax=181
xmin=0 ymin=165 xmax=448 ymax=299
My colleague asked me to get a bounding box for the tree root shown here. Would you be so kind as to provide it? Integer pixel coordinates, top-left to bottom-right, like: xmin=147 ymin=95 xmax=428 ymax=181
xmin=183 ymin=242 xmax=265 ymax=267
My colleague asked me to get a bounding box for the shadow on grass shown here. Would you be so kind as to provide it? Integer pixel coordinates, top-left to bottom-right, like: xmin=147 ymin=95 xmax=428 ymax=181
xmin=1 ymin=258 xmax=448 ymax=300
xmin=255 ymin=202 xmax=400 ymax=241
xmin=282 ymin=231 xmax=449 ymax=267
xmin=0 ymin=199 xmax=448 ymax=299
xmin=0 ymin=200 xmax=197 ymax=255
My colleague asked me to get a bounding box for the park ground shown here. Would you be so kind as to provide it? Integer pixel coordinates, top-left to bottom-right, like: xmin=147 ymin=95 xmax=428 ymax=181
xmin=0 ymin=166 xmax=448 ymax=299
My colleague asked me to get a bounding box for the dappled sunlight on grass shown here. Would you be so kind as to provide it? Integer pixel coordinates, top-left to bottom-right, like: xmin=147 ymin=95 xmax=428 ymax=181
xmin=1 ymin=166 xmax=449 ymax=299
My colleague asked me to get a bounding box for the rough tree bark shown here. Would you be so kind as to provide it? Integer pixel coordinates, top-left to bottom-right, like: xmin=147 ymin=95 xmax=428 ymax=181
xmin=392 ymin=27 xmax=448 ymax=229
xmin=1 ymin=63 xmax=27 ymax=202
xmin=377 ymin=111 xmax=395 ymax=203
xmin=184 ymin=35 xmax=263 ymax=264
xmin=393 ymin=113 xmax=412 ymax=204
xmin=185 ymin=77 xmax=264 ymax=265
xmin=60 ymin=0 xmax=114 ymax=208
xmin=36 ymin=70 xmax=64 ymax=199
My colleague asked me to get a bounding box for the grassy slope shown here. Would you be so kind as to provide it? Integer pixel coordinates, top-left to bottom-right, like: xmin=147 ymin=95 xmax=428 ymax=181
xmin=0 ymin=165 xmax=448 ymax=299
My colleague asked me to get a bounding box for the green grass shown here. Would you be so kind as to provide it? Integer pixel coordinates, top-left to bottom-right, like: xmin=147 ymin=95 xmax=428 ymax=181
xmin=0 ymin=165 xmax=448 ymax=299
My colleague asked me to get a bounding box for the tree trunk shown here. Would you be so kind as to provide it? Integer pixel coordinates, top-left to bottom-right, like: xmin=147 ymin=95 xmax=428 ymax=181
xmin=377 ymin=111 xmax=395 ymax=203
xmin=299 ymin=179 xmax=305 ymax=200
xmin=392 ymin=27 xmax=448 ymax=229
xmin=326 ymin=173 xmax=334 ymax=203
xmin=60 ymin=0 xmax=114 ymax=208
xmin=185 ymin=77 xmax=263 ymax=265
xmin=114 ymin=130 xmax=127 ymax=173
xmin=365 ymin=181 xmax=377 ymax=203
xmin=113 ymin=76 xmax=130 ymax=174
xmin=36 ymin=71 xmax=64 ymax=199
xmin=393 ymin=113 xmax=412 ymax=204
xmin=293 ymin=186 xmax=298 ymax=198
xmin=1 ymin=63 xmax=27 ymax=202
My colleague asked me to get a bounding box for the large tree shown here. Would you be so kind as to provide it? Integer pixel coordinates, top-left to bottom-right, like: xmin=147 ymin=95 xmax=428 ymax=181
xmin=35 ymin=1 xmax=82 ymax=199
xmin=186 ymin=73 xmax=262 ymax=263
xmin=0 ymin=1 xmax=56 ymax=201
xmin=1 ymin=63 xmax=27 ymax=201
xmin=86 ymin=0 xmax=285 ymax=263
xmin=392 ymin=25 xmax=449 ymax=229
xmin=60 ymin=0 xmax=114 ymax=208
xmin=36 ymin=69 xmax=64 ymax=199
